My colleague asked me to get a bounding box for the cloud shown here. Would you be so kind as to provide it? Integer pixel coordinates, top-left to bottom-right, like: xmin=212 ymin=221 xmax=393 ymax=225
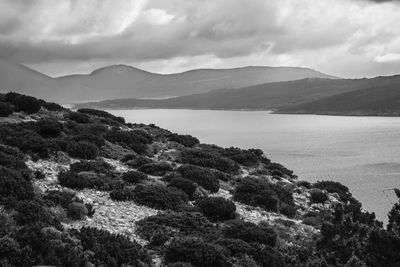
xmin=1 ymin=0 xmax=400 ymax=77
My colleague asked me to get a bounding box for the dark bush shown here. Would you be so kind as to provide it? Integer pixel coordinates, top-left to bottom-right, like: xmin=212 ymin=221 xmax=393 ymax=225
xmin=67 ymin=111 xmax=91 ymax=123
xmin=253 ymin=245 xmax=286 ymax=267
xmin=313 ymin=180 xmax=351 ymax=202
xmin=166 ymin=262 xmax=195 ymax=267
xmin=215 ymin=238 xmax=255 ymax=256
xmin=138 ymin=162 xmax=173 ymax=176
xmin=0 ymin=101 xmax=13 ymax=117
xmin=110 ymin=188 xmax=135 ymax=201
xmin=42 ymin=101 xmax=64 ymax=111
xmin=177 ymin=165 xmax=220 ymax=193
xmin=310 ymin=189 xmax=328 ymax=204
xmin=124 ymin=155 xmax=155 ymax=168
xmin=133 ymin=184 xmax=188 ymax=210
xmin=121 ymin=170 xmax=148 ymax=184
xmin=180 ymin=149 xmax=240 ymax=174
xmin=297 ymin=180 xmax=312 ymax=189
xmin=70 ymin=132 xmax=106 ymax=148
xmin=78 ymin=227 xmax=150 ymax=267
xmin=9 ymin=94 xmax=42 ymax=114
xmin=58 ymin=171 xmax=105 ymax=190
xmin=220 ymin=147 xmax=262 ymax=167
xmin=44 ymin=190 xmax=76 ymax=208
xmin=223 ymin=220 xmax=277 ymax=247
xmin=66 ymin=141 xmax=99 ymax=159
xmin=37 ymin=118 xmax=63 ymax=137
xmin=168 ymin=177 xmax=197 ymax=199
xmin=105 ymin=130 xmax=149 ymax=154
xmin=13 ymin=200 xmax=61 ymax=228
xmin=69 ymin=159 xmax=113 ymax=174
xmin=165 ymin=237 xmax=229 ymax=267
xmin=196 ymin=197 xmax=236 ymax=221
xmin=234 ymin=177 xmax=278 ymax=211
xmin=279 ymin=203 xmax=297 ymax=218
xmin=169 ymin=134 xmax=199 ymax=147
xmin=77 ymin=108 xmax=125 ymax=124
xmin=67 ymin=202 xmax=88 ymax=220
xmin=0 ymin=167 xmax=34 ymax=202
xmin=136 ymin=212 xmax=215 ymax=242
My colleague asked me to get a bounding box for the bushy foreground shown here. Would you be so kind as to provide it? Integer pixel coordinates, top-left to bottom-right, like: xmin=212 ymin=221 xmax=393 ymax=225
xmin=2 ymin=92 xmax=400 ymax=267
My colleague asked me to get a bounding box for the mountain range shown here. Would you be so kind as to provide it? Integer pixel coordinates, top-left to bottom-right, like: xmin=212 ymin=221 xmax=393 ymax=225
xmin=76 ymin=75 xmax=400 ymax=116
xmin=0 ymin=59 xmax=335 ymax=103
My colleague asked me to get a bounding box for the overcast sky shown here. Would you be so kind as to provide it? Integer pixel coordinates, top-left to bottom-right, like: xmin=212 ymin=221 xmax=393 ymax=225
xmin=1 ymin=0 xmax=400 ymax=78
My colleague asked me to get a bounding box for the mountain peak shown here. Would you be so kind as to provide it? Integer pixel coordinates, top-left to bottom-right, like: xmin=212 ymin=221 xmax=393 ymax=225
xmin=90 ymin=64 xmax=152 ymax=75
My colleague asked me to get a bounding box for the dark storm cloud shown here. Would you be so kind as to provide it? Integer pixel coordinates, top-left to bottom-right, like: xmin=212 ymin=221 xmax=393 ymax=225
xmin=0 ymin=0 xmax=400 ymax=77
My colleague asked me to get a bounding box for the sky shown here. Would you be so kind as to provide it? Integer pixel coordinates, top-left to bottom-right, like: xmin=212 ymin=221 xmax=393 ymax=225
xmin=1 ymin=0 xmax=400 ymax=78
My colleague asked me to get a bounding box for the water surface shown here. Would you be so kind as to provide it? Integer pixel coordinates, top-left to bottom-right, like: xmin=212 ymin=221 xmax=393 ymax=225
xmin=110 ymin=109 xmax=400 ymax=223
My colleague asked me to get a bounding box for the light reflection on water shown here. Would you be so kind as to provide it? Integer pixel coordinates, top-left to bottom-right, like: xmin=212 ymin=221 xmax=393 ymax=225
xmin=110 ymin=109 xmax=400 ymax=223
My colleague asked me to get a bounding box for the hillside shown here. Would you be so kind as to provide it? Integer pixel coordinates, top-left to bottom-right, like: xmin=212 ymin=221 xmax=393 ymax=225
xmin=76 ymin=75 xmax=400 ymax=113
xmin=1 ymin=92 xmax=400 ymax=266
xmin=0 ymin=59 xmax=336 ymax=103
xmin=277 ymin=75 xmax=400 ymax=116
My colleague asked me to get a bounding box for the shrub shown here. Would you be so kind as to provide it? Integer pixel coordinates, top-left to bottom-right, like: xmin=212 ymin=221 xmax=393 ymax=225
xmin=220 ymin=147 xmax=262 ymax=167
xmin=234 ymin=177 xmax=278 ymax=211
xmin=77 ymin=108 xmax=125 ymax=124
xmin=297 ymin=180 xmax=312 ymax=189
xmin=133 ymin=184 xmax=188 ymax=210
xmin=69 ymin=159 xmax=113 ymax=174
xmin=138 ymin=162 xmax=173 ymax=176
xmin=58 ymin=171 xmax=105 ymax=190
xmin=0 ymin=102 xmax=13 ymax=117
xmin=124 ymin=156 xmax=154 ymax=168
xmin=177 ymin=165 xmax=220 ymax=193
xmin=42 ymin=101 xmax=64 ymax=111
xmin=215 ymin=238 xmax=255 ymax=256
xmin=195 ymin=197 xmax=236 ymax=221
xmin=67 ymin=112 xmax=91 ymax=123
xmin=110 ymin=188 xmax=135 ymax=201
xmin=66 ymin=141 xmax=99 ymax=159
xmin=0 ymin=167 xmax=34 ymax=202
xmin=169 ymin=134 xmax=199 ymax=147
xmin=313 ymin=181 xmax=351 ymax=202
xmin=67 ymin=202 xmax=88 ymax=220
xmin=136 ymin=212 xmax=215 ymax=241
xmin=121 ymin=171 xmax=148 ymax=184
xmin=310 ymin=189 xmax=328 ymax=204
xmin=105 ymin=130 xmax=149 ymax=154
xmin=78 ymin=227 xmax=150 ymax=267
xmin=168 ymin=177 xmax=197 ymax=199
xmin=180 ymin=149 xmax=239 ymax=174
xmin=13 ymin=200 xmax=61 ymax=228
xmin=223 ymin=220 xmax=277 ymax=247
xmin=253 ymin=245 xmax=286 ymax=267
xmin=166 ymin=263 xmax=195 ymax=267
xmin=279 ymin=203 xmax=297 ymax=218
xmin=37 ymin=118 xmax=63 ymax=137
xmin=9 ymin=94 xmax=42 ymax=114
xmin=44 ymin=190 xmax=76 ymax=208
xmin=70 ymin=132 xmax=106 ymax=148
xmin=165 ymin=237 xmax=229 ymax=267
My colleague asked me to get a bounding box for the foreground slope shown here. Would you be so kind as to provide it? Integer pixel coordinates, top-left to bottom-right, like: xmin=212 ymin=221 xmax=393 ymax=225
xmin=2 ymin=92 xmax=400 ymax=266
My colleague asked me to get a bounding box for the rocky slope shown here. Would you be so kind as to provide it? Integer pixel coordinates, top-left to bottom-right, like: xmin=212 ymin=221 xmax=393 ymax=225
xmin=1 ymin=92 xmax=400 ymax=267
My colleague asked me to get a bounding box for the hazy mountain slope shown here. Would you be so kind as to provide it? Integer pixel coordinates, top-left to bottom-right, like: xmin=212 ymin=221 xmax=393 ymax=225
xmin=57 ymin=65 xmax=336 ymax=100
xmin=75 ymin=77 xmax=371 ymax=110
xmin=0 ymin=59 xmax=94 ymax=102
xmin=277 ymin=75 xmax=400 ymax=116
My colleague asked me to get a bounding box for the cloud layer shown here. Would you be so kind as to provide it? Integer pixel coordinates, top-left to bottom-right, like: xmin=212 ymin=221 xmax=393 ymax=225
xmin=0 ymin=0 xmax=400 ymax=77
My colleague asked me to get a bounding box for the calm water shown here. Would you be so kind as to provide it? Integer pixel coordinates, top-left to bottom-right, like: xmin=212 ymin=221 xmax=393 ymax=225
xmin=110 ymin=109 xmax=400 ymax=223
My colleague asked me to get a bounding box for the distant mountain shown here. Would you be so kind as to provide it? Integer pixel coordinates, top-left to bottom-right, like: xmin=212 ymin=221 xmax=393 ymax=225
xmin=0 ymin=59 xmax=337 ymax=102
xmin=76 ymin=75 xmax=400 ymax=115
xmin=76 ymin=77 xmax=378 ymax=110
xmin=57 ymin=65 xmax=336 ymax=101
xmin=277 ymin=75 xmax=400 ymax=116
